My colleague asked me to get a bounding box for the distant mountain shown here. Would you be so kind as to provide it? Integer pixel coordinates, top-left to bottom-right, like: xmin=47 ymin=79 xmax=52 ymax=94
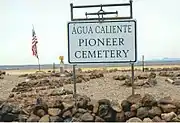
xmin=162 ymin=58 xmax=180 ymax=61
xmin=144 ymin=58 xmax=180 ymax=62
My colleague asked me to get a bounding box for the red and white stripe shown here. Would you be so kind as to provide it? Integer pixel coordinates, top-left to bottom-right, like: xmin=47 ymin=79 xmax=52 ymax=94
xmin=32 ymin=28 xmax=39 ymax=59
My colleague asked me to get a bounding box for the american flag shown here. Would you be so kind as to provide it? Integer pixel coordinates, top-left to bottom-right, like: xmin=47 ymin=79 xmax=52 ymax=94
xmin=32 ymin=27 xmax=39 ymax=59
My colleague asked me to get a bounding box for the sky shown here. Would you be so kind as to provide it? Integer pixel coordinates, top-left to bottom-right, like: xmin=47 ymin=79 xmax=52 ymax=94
xmin=0 ymin=0 xmax=180 ymax=65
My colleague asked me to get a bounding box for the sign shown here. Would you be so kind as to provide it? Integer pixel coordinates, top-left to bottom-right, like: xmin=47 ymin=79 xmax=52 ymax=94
xmin=59 ymin=56 xmax=64 ymax=64
xmin=67 ymin=20 xmax=137 ymax=64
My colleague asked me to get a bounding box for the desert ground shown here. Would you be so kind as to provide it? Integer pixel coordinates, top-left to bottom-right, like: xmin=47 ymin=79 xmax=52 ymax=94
xmin=1 ymin=65 xmax=180 ymax=101
xmin=1 ymin=64 xmax=180 ymax=122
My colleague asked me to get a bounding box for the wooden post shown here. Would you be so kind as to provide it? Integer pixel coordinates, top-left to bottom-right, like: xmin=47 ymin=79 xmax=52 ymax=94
xmin=53 ymin=63 xmax=55 ymax=73
xmin=142 ymin=55 xmax=145 ymax=72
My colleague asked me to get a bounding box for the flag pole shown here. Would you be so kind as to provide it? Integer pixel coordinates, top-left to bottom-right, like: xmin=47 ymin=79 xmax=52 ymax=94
xmin=37 ymin=57 xmax=41 ymax=71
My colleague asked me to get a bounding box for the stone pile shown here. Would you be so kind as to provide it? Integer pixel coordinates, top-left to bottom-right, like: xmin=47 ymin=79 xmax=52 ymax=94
xmin=113 ymin=72 xmax=157 ymax=88
xmin=119 ymin=94 xmax=180 ymax=122
xmin=0 ymin=70 xmax=5 ymax=79
xmin=140 ymin=67 xmax=180 ymax=72
xmin=14 ymin=71 xmax=105 ymax=93
xmin=1 ymin=92 xmax=180 ymax=122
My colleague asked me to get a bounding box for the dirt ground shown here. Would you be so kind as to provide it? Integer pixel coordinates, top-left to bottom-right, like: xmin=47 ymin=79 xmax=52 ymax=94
xmin=1 ymin=70 xmax=180 ymax=102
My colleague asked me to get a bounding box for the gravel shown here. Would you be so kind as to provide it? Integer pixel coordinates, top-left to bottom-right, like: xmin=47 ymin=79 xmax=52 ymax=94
xmin=63 ymin=71 xmax=180 ymax=102
xmin=1 ymin=71 xmax=180 ymax=102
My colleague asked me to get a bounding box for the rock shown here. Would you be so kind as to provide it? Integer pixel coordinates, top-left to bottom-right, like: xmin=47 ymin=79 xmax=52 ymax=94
xmin=124 ymin=111 xmax=136 ymax=119
xmin=152 ymin=116 xmax=162 ymax=122
xmin=130 ymin=103 xmax=142 ymax=111
xmin=73 ymin=112 xmax=83 ymax=119
xmin=98 ymin=99 xmax=111 ymax=106
xmin=159 ymin=71 xmax=174 ymax=77
xmin=143 ymin=117 xmax=153 ymax=122
xmin=124 ymin=78 xmax=132 ymax=86
xmin=137 ymin=107 xmax=150 ymax=119
xmin=113 ymin=75 xmax=126 ymax=81
xmin=26 ymin=114 xmax=40 ymax=122
xmin=89 ymin=72 xmax=104 ymax=79
xmin=148 ymin=106 xmax=162 ymax=118
xmin=18 ymin=114 xmax=29 ymax=122
xmin=137 ymin=74 xmax=148 ymax=79
xmin=80 ymin=112 xmax=94 ymax=122
xmin=134 ymin=80 xmax=145 ymax=86
xmin=9 ymin=94 xmax=14 ymax=98
xmin=48 ymin=108 xmax=61 ymax=116
xmin=39 ymin=114 xmax=50 ymax=122
xmin=71 ymin=117 xmax=81 ymax=122
xmin=1 ymin=113 xmax=18 ymax=122
xmin=33 ymin=104 xmax=48 ymax=117
xmin=95 ymin=116 xmax=105 ymax=122
xmin=103 ymin=109 xmax=116 ymax=121
xmin=52 ymin=100 xmax=64 ymax=109
xmin=0 ymin=76 xmax=4 ymax=79
xmin=97 ymin=104 xmax=109 ymax=118
xmin=0 ymin=71 xmax=6 ymax=75
xmin=76 ymin=77 xmax=83 ymax=83
xmin=19 ymin=74 xmax=28 ymax=77
xmin=27 ymin=74 xmax=37 ymax=80
xmin=172 ymin=116 xmax=180 ymax=122
xmin=141 ymin=94 xmax=157 ymax=107
xmin=62 ymin=110 xmax=72 ymax=118
xmin=173 ymin=100 xmax=180 ymax=109
xmin=158 ymin=96 xmax=174 ymax=104
xmin=77 ymin=108 xmax=87 ymax=114
xmin=111 ymin=100 xmax=122 ymax=112
xmin=51 ymin=73 xmax=60 ymax=77
xmin=97 ymin=101 xmax=116 ymax=121
xmin=49 ymin=88 xmax=66 ymax=96
xmin=126 ymin=117 xmax=142 ymax=122
xmin=77 ymin=95 xmax=90 ymax=108
xmin=36 ymin=109 xmax=46 ymax=117
xmin=49 ymin=116 xmax=63 ymax=122
xmin=161 ymin=112 xmax=177 ymax=121
xmin=116 ymin=111 xmax=125 ymax=122
xmin=145 ymin=78 xmax=157 ymax=87
xmin=92 ymin=102 xmax=99 ymax=114
xmin=127 ymin=94 xmax=142 ymax=104
xmin=173 ymin=80 xmax=180 ymax=85
xmin=1 ymin=103 xmax=13 ymax=114
xmin=149 ymin=72 xmax=156 ymax=78
xmin=158 ymin=104 xmax=177 ymax=113
xmin=62 ymin=102 xmax=74 ymax=110
xmin=63 ymin=117 xmax=72 ymax=122
xmin=121 ymin=100 xmax=131 ymax=112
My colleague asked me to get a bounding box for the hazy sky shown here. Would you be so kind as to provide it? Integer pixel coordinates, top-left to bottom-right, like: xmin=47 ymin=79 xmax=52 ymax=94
xmin=0 ymin=0 xmax=180 ymax=65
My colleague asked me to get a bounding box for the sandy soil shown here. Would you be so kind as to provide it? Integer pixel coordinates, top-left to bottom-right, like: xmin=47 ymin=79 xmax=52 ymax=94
xmin=0 ymin=75 xmax=24 ymax=100
xmin=1 ymin=70 xmax=180 ymax=102
xmin=63 ymin=71 xmax=180 ymax=102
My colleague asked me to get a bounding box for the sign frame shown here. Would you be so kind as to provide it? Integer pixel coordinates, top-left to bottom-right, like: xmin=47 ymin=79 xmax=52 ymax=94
xmin=67 ymin=19 xmax=137 ymax=64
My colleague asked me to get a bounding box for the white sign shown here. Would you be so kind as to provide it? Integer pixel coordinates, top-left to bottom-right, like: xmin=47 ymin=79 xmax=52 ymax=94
xmin=67 ymin=20 xmax=137 ymax=64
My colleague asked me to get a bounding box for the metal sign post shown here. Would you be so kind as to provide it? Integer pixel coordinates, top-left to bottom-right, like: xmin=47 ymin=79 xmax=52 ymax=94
xmin=130 ymin=0 xmax=135 ymax=95
xmin=69 ymin=0 xmax=137 ymax=98
xmin=72 ymin=64 xmax=77 ymax=106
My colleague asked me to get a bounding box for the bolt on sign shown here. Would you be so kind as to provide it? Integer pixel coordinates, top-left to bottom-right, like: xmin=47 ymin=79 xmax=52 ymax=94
xmin=67 ymin=20 xmax=137 ymax=64
xmin=59 ymin=56 xmax=64 ymax=64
